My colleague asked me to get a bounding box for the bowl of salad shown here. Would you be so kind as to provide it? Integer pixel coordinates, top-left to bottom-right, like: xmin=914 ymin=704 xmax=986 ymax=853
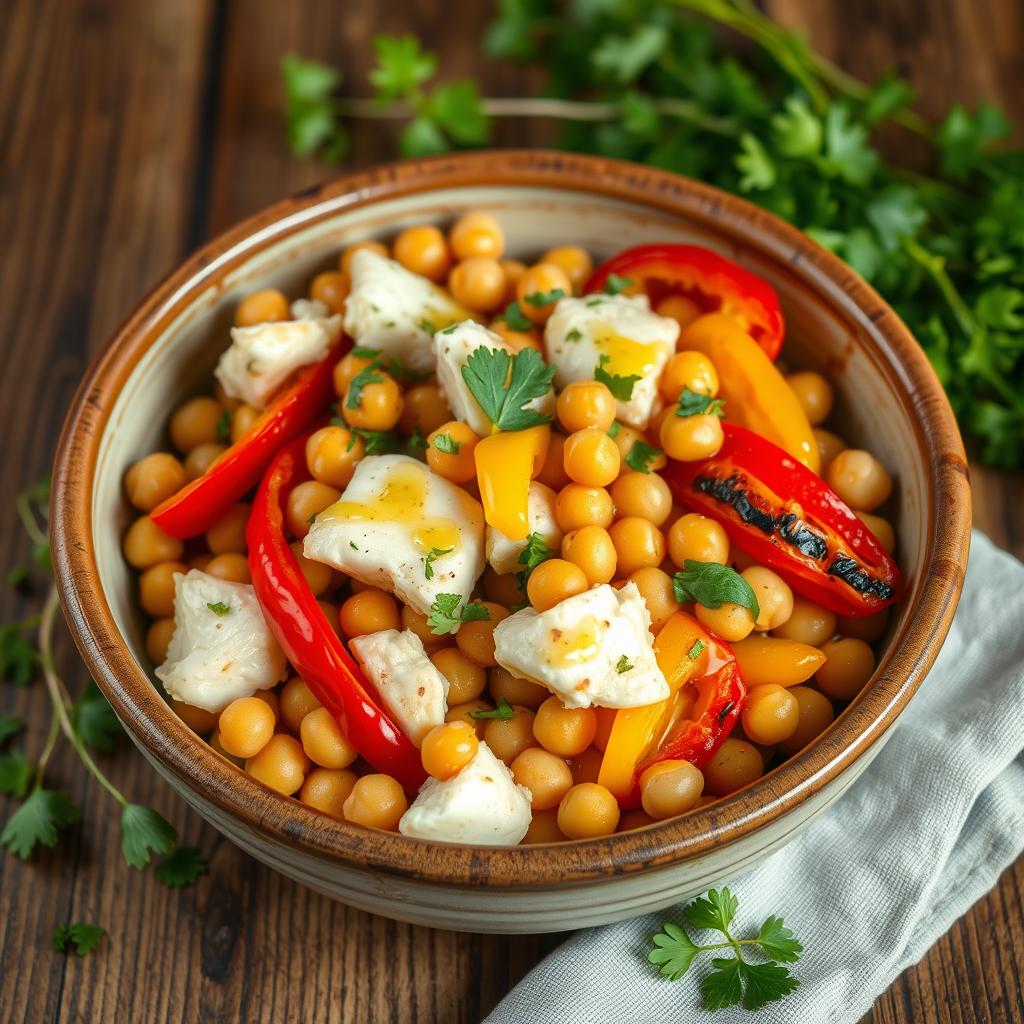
xmin=51 ymin=151 xmax=969 ymax=933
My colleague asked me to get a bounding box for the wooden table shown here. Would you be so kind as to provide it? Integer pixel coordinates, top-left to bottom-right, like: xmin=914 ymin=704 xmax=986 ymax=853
xmin=1 ymin=2 xmax=1021 ymax=1021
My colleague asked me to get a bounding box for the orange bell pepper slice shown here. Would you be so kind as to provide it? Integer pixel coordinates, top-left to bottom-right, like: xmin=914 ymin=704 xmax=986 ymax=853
xmin=473 ymin=424 xmax=550 ymax=541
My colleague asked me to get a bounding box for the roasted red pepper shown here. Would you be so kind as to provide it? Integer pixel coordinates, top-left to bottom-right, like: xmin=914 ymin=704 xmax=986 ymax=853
xmin=151 ymin=340 xmax=346 ymax=538
xmin=247 ymin=433 xmax=425 ymax=791
xmin=664 ymin=423 xmax=901 ymax=617
xmin=585 ymin=243 xmax=785 ymax=359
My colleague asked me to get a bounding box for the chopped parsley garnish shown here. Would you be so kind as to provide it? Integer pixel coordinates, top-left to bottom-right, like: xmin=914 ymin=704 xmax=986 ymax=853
xmin=215 ymin=410 xmax=232 ymax=443
xmin=460 ymin=346 xmax=555 ymax=432
xmin=604 ymin=273 xmax=634 ymax=294
xmin=346 ymin=365 xmax=387 ymax=408
xmin=350 ymin=541 xmax=360 ymax=550
xmin=416 ymin=317 xmax=437 ymax=336
xmin=594 ymin=353 xmax=641 ymax=401
xmin=206 ymin=601 xmax=230 ymax=616
xmin=433 ymin=432 xmax=461 ymax=454
xmin=502 ymin=301 xmax=533 ymax=332
xmin=626 ymin=440 xmax=663 ymax=473
xmin=615 ymin=655 xmax=634 ymax=673
xmin=565 ymin=327 xmax=583 ymax=342
xmin=607 ymin=420 xmax=622 ymax=438
xmin=351 ymin=345 xmax=382 ymax=358
xmin=427 ymin=593 xmax=492 ymax=635
xmin=676 ymin=388 xmax=726 ymax=418
xmin=688 ymin=639 xmax=706 ymax=661
xmin=469 ymin=698 xmax=516 ymax=720
xmin=523 ymin=288 xmax=566 ymax=307
xmin=423 ymin=546 xmax=453 ymax=580
xmin=515 ymin=531 xmax=555 ymax=590
xmin=673 ymin=561 xmax=760 ymax=622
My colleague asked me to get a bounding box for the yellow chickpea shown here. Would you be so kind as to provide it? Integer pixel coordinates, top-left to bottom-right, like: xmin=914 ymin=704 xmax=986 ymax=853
xmin=300 ymin=768 xmax=358 ymax=816
xmin=340 ymin=239 xmax=389 ymax=275
xmin=563 ymin=427 xmax=621 ymax=487
xmin=204 ymin=551 xmax=250 ymax=585
xmin=449 ymin=212 xmax=505 ymax=261
xmin=522 ymin=808 xmax=567 ymax=844
xmin=526 ymin=558 xmax=589 ymax=612
xmin=533 ymin=697 xmax=597 ymax=757
xmin=343 ymin=373 xmax=404 ymax=432
xmin=455 ymin=602 xmax=508 ymax=668
xmin=561 ymin=525 xmax=617 ymax=586
xmin=400 ymin=383 xmax=452 ymax=437
xmin=123 ymin=516 xmax=185 ymax=570
xmin=608 ymin=517 xmax=665 ymax=577
xmin=779 ymin=685 xmax=836 ymax=754
xmin=306 ymin=425 xmax=364 ymax=489
xmin=170 ymin=397 xmax=224 ymax=454
xmin=300 ymin=707 xmax=358 ymax=769
xmin=500 ymin=259 xmax=528 ymax=303
xmin=826 ymin=449 xmax=893 ymax=512
xmin=773 ymin=596 xmax=837 ymax=646
xmin=342 ymin=774 xmax=408 ymax=830
xmin=488 ymin=666 xmax=549 ymax=710
xmin=702 ymin=737 xmax=764 ymax=796
xmin=484 ymin=706 xmax=537 ymax=765
xmin=448 ymin=257 xmax=506 ymax=311
xmin=741 ymin=684 xmax=800 ymax=745
xmin=516 ymin=263 xmax=573 ymax=324
xmin=490 ymin=320 xmax=543 ymax=353
xmin=339 ymin=588 xmax=401 ymax=638
xmin=218 ymin=696 xmax=277 ymax=759
xmin=445 ymin=699 xmax=493 ymax=739
xmin=124 ymin=453 xmax=187 ymax=512
xmin=627 ymin=567 xmax=680 ymax=634
xmin=554 ymin=483 xmax=614 ymax=533
xmin=401 ymin=604 xmax=445 ymax=650
xmin=334 ymin=350 xmax=380 ymax=399
xmin=639 ymin=760 xmax=705 ymax=819
xmin=432 ymin=647 xmax=488 ymax=705
xmin=856 ymin=511 xmax=896 ymax=555
xmin=667 ymin=513 xmax=729 ymax=568
xmin=231 ymin=404 xmax=261 ymax=444
xmin=659 ymin=351 xmax=719 ymax=402
xmin=393 ymin=225 xmax=451 ymax=281
xmin=511 ymin=747 xmax=574 ymax=810
xmin=279 ymin=677 xmax=322 ymax=733
xmin=609 ymin=471 xmax=672 ymax=526
xmin=533 ymin=432 xmax=569 ymax=490
xmin=146 ymin=618 xmax=176 ymax=664
xmin=206 ymin=502 xmax=250 ymax=555
xmin=171 ymin=699 xmax=218 ymax=735
xmin=786 ymin=371 xmax=834 ymax=426
xmin=837 ymin=608 xmax=889 ymax=644
xmin=556 ymin=380 xmax=617 ymax=433
xmin=695 ymin=601 xmax=756 ymax=643
xmin=541 ymin=245 xmax=593 ymax=292
xmin=289 ymin=541 xmax=334 ymax=596
xmin=814 ymin=428 xmax=846 ymax=470
xmin=741 ymin=565 xmax=794 ymax=631
xmin=482 ymin=567 xmax=525 ymax=608
xmin=420 ymin=721 xmax=480 ymax=780
xmin=309 ymin=270 xmax=348 ymax=313
xmin=183 ymin=442 xmax=227 ymax=481
xmin=234 ymin=289 xmax=290 ymax=326
xmin=286 ymin=480 xmax=341 ymax=540
xmin=426 ymin=420 xmax=480 ymax=484
xmin=246 ymin=734 xmax=311 ymax=795
xmin=816 ymin=637 xmax=876 ymax=700
xmin=660 ymin=413 xmax=724 ymax=461
xmin=138 ymin=560 xmax=187 ymax=619
xmin=656 ymin=295 xmax=703 ymax=332
xmin=557 ymin=783 xmax=621 ymax=839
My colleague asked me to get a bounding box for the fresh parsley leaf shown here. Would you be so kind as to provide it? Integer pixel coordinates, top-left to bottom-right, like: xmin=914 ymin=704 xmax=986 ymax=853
xmin=433 ymin=433 xmax=460 ymax=455
xmin=423 ymin=546 xmax=453 ymax=581
xmin=685 ymin=887 xmax=739 ymax=933
xmin=735 ymin=132 xmax=776 ymax=191
xmin=625 ymin=440 xmax=663 ymax=473
xmin=154 ymin=846 xmax=208 ymax=888
xmin=523 ymin=288 xmax=566 ymax=307
xmin=649 ymin=921 xmax=701 ymax=981
xmin=70 ymin=681 xmax=122 ymax=752
xmin=594 ymin=354 xmax=640 ymax=401
xmin=469 ymin=698 xmax=516 ymax=720
xmin=351 ymin=345 xmax=382 ymax=359
xmin=0 ymin=624 xmax=39 ymax=685
xmin=615 ymin=655 xmax=633 ymax=673
xmin=674 ymin=561 xmax=760 ymax=621
xmin=120 ymin=804 xmax=176 ymax=869
xmin=756 ymin=915 xmax=804 ymax=963
xmin=0 ymin=750 xmax=33 ymax=797
xmin=52 ymin=922 xmax=106 ymax=956
xmin=0 ymin=787 xmax=80 ymax=859
xmin=676 ymin=388 xmax=725 ymax=418
xmin=399 ymin=116 xmax=451 ymax=158
xmin=215 ymin=409 xmax=231 ymax=443
xmin=6 ymin=564 xmax=30 ymax=588
xmin=346 ymin=427 xmax=402 ymax=455
xmin=701 ymin=957 xmax=744 ymax=1011
xmin=346 ymin=366 xmax=387 ymax=409
xmin=591 ymin=23 xmax=667 ymax=84
xmin=607 ymin=420 xmax=622 ymax=438
xmin=502 ymin=301 xmax=533 ymax=332
xmin=687 ymin=639 xmax=705 ymax=661
xmin=0 ymin=713 xmax=23 ymax=747
xmin=938 ymin=101 xmax=1012 ymax=179
xmin=517 ymin=532 xmax=554 ymax=575
xmin=565 ymin=327 xmax=583 ymax=342
xmin=461 ymin=347 xmax=555 ymax=432
xmin=771 ymin=96 xmax=822 ymax=158
xmin=733 ymin=960 xmax=800 ymax=1011
xmin=206 ymin=601 xmax=230 ymax=616
xmin=31 ymin=542 xmax=51 ymax=572
xmin=604 ymin=273 xmax=634 ymax=295
xmin=280 ymin=54 xmax=348 ymax=163
xmin=427 ymin=594 xmax=492 ymax=635
xmin=427 ymin=80 xmax=490 ymax=145
xmin=369 ymin=34 xmax=438 ymax=99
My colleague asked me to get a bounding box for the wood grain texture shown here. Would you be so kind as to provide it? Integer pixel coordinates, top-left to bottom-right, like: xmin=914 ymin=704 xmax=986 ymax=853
xmin=0 ymin=1 xmax=1020 ymax=1022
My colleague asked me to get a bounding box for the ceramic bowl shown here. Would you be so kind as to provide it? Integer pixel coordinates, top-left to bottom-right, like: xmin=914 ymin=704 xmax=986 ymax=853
xmin=52 ymin=151 xmax=970 ymax=934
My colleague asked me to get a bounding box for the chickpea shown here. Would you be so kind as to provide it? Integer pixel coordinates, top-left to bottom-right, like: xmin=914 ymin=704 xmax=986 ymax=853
xmin=556 ymin=381 xmax=617 ymax=434
xmin=628 ymin=567 xmax=679 ymax=634
xmin=816 ymin=637 xmax=875 ymax=700
xmin=659 ymin=351 xmax=719 ymax=402
xmin=482 ymin=567 xmax=525 ymax=608
xmin=667 ymin=513 xmax=729 ymax=568
xmin=488 ymin=666 xmax=549 ymax=710
xmin=426 ymin=420 xmax=480 ymax=484
xmin=455 ymin=602 xmax=508 ymax=667
xmin=209 ymin=731 xmax=242 ymax=765
xmin=826 ymin=449 xmax=893 ymax=512
xmin=533 ymin=697 xmax=597 ymax=757
xmin=490 ymin=320 xmax=542 ymax=352
xmin=289 ymin=541 xmax=334 ymax=596
xmin=218 ymin=696 xmax=276 ymax=758
xmin=398 ymin=604 xmax=440 ymax=649
xmin=146 ymin=618 xmax=176 ymax=664
xmin=171 ymin=698 xmax=217 ymax=735
xmin=562 ymin=427 xmax=621 ymax=488
xmin=814 ymin=428 xmax=846 ymax=470
xmin=484 ymin=705 xmax=537 ymax=765
xmin=300 ymin=768 xmax=358 ymax=816
xmin=340 ymin=239 xmax=389 ymax=275
xmin=306 ymin=425 xmax=364 ymax=489
xmin=856 ymin=511 xmax=896 ymax=555
xmin=432 ymin=647 xmax=488 ymax=704
xmin=741 ymin=565 xmax=794 ymax=631
xmin=702 ymin=737 xmax=764 ymax=796
xmin=169 ymin=397 xmax=222 ymax=454
xmin=189 ymin=553 xmax=213 ymax=573
xmin=420 ymin=721 xmax=479 ymax=780
xmin=500 ymin=259 xmax=528 ymax=303
xmin=656 ymin=295 xmax=703 ymax=332
xmin=554 ymin=483 xmax=614 ymax=533
xmin=561 ymin=525 xmax=617 ymax=587
xmin=660 ymin=413 xmax=724 ymax=461
xmin=246 ymin=734 xmax=310 ymax=795
xmin=533 ymin=432 xmax=569 ymax=490
xmin=231 ymin=404 xmax=261 ymax=444
xmin=300 ymin=707 xmax=358 ymax=769
xmin=448 ymin=257 xmax=506 ymax=312
xmin=342 ymin=774 xmax=408 ymax=830
xmin=695 ymin=601 xmax=755 ymax=643
xmin=449 ymin=212 xmax=505 ymax=261
xmin=123 ymin=516 xmax=184 ymax=569
xmin=608 ymin=517 xmax=665 ymax=577
xmin=511 ymin=747 xmax=574 ymax=810
xmin=516 ymin=263 xmax=573 ymax=325
xmin=310 ymin=270 xmax=348 ymax=313
xmin=741 ymin=684 xmax=800 ymax=745
xmin=617 ymin=808 xmax=657 ymax=833
xmin=446 ymin=699 xmax=493 ymax=739
xmin=234 ymin=289 xmax=290 ymax=326
xmin=184 ymin=442 xmax=227 ymax=481
xmin=339 ymin=588 xmax=401 ymax=638
xmin=213 ymin=379 xmax=242 ymax=413
xmin=522 ymin=808 xmax=567 ymax=843
xmin=400 ymin=383 xmax=452 ymax=437
xmin=394 ymin=224 xmax=450 ymax=281
xmin=124 ymin=453 xmax=187 ymax=512
xmin=252 ymin=689 xmax=280 ymax=721
xmin=343 ymin=373 xmax=404 ymax=432
xmin=568 ymin=745 xmax=604 ymax=785
xmin=285 ymin=480 xmax=341 ymax=541
xmin=779 ymin=685 xmax=836 ymax=754
xmin=526 ymin=558 xmax=589 ymax=612
xmin=541 ymin=245 xmax=592 ymax=293
xmin=787 ymin=371 xmax=834 ymax=426
xmin=138 ymin=560 xmax=186 ymax=619
xmin=773 ymin=597 xmax=836 ymax=646
xmin=608 ymin=474 xmax=670 ymax=528
xmin=557 ymin=783 xmax=620 ymax=839
xmin=639 ymin=759 xmax=705 ymax=819
xmin=334 ymin=351 xmax=380 ymax=399
xmin=837 ymin=608 xmax=889 ymax=644
xmin=279 ymin=677 xmax=322 ymax=734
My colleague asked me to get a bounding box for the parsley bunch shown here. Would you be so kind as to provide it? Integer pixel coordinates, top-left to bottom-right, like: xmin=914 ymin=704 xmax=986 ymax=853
xmin=281 ymin=1 xmax=1024 ymax=467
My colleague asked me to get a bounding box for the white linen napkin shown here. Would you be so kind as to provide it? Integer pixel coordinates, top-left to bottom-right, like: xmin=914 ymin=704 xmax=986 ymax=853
xmin=486 ymin=531 xmax=1024 ymax=1024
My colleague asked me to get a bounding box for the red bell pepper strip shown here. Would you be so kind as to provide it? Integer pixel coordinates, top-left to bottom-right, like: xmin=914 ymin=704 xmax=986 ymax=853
xmin=663 ymin=423 xmax=901 ymax=617
xmin=247 ymin=433 xmax=426 ymax=792
xmin=151 ymin=339 xmax=347 ymax=538
xmin=585 ymin=243 xmax=785 ymax=360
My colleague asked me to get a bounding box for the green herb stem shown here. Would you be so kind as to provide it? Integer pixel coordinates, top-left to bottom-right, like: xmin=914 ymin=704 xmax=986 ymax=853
xmin=15 ymin=493 xmax=49 ymax=548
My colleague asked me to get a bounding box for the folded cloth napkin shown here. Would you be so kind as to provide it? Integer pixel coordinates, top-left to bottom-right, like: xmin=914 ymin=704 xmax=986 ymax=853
xmin=486 ymin=531 xmax=1024 ymax=1024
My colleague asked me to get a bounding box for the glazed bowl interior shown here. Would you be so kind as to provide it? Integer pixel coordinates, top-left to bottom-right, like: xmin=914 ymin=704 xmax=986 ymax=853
xmin=56 ymin=153 xmax=969 ymax=915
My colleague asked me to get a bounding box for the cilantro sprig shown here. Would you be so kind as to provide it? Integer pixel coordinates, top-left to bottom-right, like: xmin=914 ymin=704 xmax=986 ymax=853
xmin=515 ymin=532 xmax=555 ymax=592
xmin=673 ymin=560 xmax=760 ymax=621
xmin=649 ymin=888 xmax=803 ymax=1011
xmin=427 ymin=593 xmax=492 ymax=635
xmin=460 ymin=346 xmax=555 ymax=432
xmin=594 ymin=354 xmax=640 ymax=402
xmin=676 ymin=388 xmax=726 ymax=418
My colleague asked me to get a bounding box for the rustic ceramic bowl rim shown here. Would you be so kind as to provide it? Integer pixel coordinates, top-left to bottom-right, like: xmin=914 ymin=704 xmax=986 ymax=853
xmin=52 ymin=150 xmax=970 ymax=889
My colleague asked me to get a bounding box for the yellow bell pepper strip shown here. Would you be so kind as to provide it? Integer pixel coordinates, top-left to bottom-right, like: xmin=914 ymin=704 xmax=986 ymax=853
xmin=598 ymin=611 xmax=745 ymax=804
xmin=473 ymin=424 xmax=550 ymax=540
xmin=730 ymin=636 xmax=826 ymax=688
xmin=677 ymin=313 xmax=819 ymax=473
